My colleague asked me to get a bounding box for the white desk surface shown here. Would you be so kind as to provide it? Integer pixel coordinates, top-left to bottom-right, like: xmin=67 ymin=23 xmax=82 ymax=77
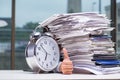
xmin=0 ymin=70 xmax=120 ymax=80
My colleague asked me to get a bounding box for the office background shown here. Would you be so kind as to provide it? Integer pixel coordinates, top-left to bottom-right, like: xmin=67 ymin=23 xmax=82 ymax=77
xmin=0 ymin=0 xmax=119 ymax=70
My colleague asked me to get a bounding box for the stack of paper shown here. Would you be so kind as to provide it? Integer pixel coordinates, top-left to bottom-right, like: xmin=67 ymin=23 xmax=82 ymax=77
xmin=40 ymin=12 xmax=120 ymax=75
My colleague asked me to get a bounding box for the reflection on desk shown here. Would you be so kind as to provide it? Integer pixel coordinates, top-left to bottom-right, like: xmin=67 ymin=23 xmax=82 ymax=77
xmin=0 ymin=70 xmax=120 ymax=80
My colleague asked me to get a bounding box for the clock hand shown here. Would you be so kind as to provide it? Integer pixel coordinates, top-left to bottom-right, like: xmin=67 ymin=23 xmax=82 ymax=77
xmin=40 ymin=45 xmax=47 ymax=60
xmin=40 ymin=44 xmax=51 ymax=54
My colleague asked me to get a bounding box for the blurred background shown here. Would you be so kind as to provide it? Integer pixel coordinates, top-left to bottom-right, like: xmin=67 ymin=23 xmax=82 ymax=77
xmin=0 ymin=0 xmax=120 ymax=70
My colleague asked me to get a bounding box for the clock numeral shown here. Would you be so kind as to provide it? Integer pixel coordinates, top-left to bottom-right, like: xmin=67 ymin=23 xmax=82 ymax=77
xmin=50 ymin=61 xmax=53 ymax=66
xmin=38 ymin=47 xmax=41 ymax=50
xmin=46 ymin=63 xmax=48 ymax=67
xmin=40 ymin=43 xmax=43 ymax=46
xmin=36 ymin=52 xmax=39 ymax=55
xmin=53 ymin=58 xmax=56 ymax=61
xmin=38 ymin=58 xmax=41 ymax=61
xmin=54 ymin=52 xmax=56 ymax=55
xmin=49 ymin=42 xmax=51 ymax=45
xmin=44 ymin=40 xmax=47 ymax=44
xmin=52 ymin=46 xmax=55 ymax=50
xmin=42 ymin=61 xmax=44 ymax=65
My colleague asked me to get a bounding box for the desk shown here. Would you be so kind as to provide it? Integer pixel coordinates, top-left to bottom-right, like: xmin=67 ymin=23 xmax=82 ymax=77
xmin=0 ymin=70 xmax=120 ymax=80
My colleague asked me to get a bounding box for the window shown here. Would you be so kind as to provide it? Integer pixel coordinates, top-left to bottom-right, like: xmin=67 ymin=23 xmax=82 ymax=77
xmin=0 ymin=0 xmax=11 ymax=69
xmin=1 ymin=0 xmax=120 ymax=70
xmin=15 ymin=0 xmax=67 ymax=70
xmin=117 ymin=0 xmax=120 ymax=53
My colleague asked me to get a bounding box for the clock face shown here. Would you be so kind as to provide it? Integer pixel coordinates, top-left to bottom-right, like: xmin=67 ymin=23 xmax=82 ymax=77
xmin=35 ymin=36 xmax=60 ymax=71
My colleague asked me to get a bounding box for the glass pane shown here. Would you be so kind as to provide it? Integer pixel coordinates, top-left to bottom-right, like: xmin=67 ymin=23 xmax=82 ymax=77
xmin=0 ymin=0 xmax=11 ymax=69
xmin=15 ymin=0 xmax=67 ymax=70
xmin=116 ymin=0 xmax=120 ymax=54
xmin=82 ymin=0 xmax=110 ymax=15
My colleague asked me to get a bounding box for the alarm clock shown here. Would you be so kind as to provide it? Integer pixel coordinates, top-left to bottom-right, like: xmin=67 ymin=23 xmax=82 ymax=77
xmin=25 ymin=26 xmax=60 ymax=72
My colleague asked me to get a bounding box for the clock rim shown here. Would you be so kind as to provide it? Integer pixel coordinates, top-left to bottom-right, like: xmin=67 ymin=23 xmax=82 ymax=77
xmin=35 ymin=36 xmax=60 ymax=71
xmin=25 ymin=36 xmax=60 ymax=72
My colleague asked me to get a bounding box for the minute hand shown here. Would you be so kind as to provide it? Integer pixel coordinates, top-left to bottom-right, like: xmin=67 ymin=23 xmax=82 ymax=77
xmin=40 ymin=45 xmax=48 ymax=60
